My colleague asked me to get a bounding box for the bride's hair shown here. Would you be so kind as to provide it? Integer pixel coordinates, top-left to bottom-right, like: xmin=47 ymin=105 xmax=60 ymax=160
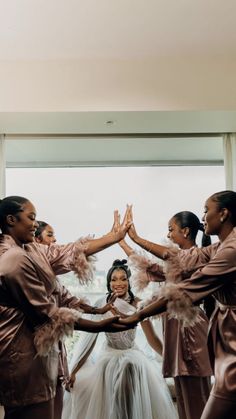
xmin=106 ymin=259 xmax=135 ymax=303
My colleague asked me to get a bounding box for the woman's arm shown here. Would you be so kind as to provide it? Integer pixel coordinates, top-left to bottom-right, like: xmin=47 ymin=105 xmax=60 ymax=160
xmin=126 ymin=207 xmax=169 ymax=259
xmin=74 ymin=316 xmax=133 ymax=333
xmin=141 ymin=319 xmax=163 ymax=355
xmin=128 ymin=225 xmax=168 ymax=260
xmin=84 ymin=208 xmax=132 ymax=256
xmin=66 ymin=339 xmax=97 ymax=391
xmin=119 ymin=239 xmax=135 ymax=257
xmin=119 ymin=297 xmax=167 ymax=326
xmin=57 ymin=282 xmax=118 ymax=316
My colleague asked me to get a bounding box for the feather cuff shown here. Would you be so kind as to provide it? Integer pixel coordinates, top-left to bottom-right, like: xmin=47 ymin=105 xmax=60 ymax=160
xmin=138 ymin=248 xmax=199 ymax=327
xmin=34 ymin=308 xmax=82 ymax=356
xmin=162 ymin=248 xmax=199 ymax=327
xmin=159 ymin=283 xmax=199 ymax=328
xmin=128 ymin=251 xmax=161 ymax=291
xmin=73 ymin=236 xmax=96 ymax=285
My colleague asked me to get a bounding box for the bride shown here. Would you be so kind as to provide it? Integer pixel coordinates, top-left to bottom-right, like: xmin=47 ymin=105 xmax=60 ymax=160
xmin=62 ymin=259 xmax=177 ymax=419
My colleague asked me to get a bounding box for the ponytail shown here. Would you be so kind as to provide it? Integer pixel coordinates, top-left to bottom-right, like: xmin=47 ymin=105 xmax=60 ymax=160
xmin=198 ymin=222 xmax=211 ymax=247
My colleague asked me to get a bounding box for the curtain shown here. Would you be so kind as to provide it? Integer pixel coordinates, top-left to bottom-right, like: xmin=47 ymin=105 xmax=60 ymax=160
xmin=223 ymin=133 xmax=236 ymax=190
xmin=0 ymin=135 xmax=6 ymax=198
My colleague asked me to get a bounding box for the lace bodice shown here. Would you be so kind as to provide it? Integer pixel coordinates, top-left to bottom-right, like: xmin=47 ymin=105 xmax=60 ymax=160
xmin=105 ymin=328 xmax=136 ymax=350
xmin=103 ymin=297 xmax=137 ymax=350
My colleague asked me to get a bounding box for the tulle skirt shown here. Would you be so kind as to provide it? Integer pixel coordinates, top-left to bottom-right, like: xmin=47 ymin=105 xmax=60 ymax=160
xmin=62 ymin=344 xmax=177 ymax=419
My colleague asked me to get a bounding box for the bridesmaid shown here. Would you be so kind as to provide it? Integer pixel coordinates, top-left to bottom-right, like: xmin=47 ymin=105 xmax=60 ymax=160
xmin=120 ymin=191 xmax=236 ymax=419
xmin=120 ymin=210 xmax=212 ymax=419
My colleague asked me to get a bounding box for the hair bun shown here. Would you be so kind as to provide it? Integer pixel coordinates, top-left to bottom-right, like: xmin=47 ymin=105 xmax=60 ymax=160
xmin=112 ymin=259 xmax=127 ymax=267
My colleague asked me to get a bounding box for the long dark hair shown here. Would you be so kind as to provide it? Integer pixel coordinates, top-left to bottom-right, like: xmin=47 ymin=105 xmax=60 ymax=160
xmin=173 ymin=210 xmax=211 ymax=247
xmin=106 ymin=259 xmax=135 ymax=303
xmin=0 ymin=196 xmax=28 ymax=233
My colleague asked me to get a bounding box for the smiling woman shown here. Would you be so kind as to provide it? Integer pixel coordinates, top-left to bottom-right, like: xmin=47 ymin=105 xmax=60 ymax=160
xmin=62 ymin=259 xmax=177 ymax=419
xmin=0 ymin=195 xmax=132 ymax=419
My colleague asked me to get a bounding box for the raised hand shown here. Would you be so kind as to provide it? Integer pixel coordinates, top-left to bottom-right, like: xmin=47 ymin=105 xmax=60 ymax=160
xmin=110 ymin=206 xmax=133 ymax=241
xmin=97 ymin=292 xmax=118 ymax=314
xmin=111 ymin=209 xmax=121 ymax=234
xmin=126 ymin=206 xmax=138 ymax=241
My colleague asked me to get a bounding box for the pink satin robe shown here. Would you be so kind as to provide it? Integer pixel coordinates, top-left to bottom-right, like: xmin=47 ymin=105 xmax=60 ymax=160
xmin=0 ymin=235 xmax=88 ymax=407
xmin=175 ymin=228 xmax=236 ymax=401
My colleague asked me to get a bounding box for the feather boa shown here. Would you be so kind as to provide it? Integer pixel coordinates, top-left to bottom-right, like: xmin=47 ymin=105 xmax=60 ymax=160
xmin=128 ymin=251 xmax=162 ymax=291
xmin=138 ymin=247 xmax=199 ymax=327
xmin=34 ymin=307 xmax=82 ymax=356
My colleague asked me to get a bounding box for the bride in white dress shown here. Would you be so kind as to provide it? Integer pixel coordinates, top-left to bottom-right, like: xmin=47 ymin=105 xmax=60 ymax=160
xmin=62 ymin=260 xmax=177 ymax=419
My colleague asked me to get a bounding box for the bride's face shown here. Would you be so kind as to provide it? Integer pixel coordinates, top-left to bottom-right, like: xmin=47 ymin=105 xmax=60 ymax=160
xmin=110 ymin=268 xmax=129 ymax=298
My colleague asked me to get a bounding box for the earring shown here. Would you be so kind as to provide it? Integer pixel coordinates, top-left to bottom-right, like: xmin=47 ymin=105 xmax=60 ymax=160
xmin=184 ymin=234 xmax=187 ymax=238
xmin=220 ymin=217 xmax=224 ymax=223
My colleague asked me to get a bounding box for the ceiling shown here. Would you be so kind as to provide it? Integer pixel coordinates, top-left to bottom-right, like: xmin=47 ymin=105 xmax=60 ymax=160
xmin=0 ymin=0 xmax=236 ymax=135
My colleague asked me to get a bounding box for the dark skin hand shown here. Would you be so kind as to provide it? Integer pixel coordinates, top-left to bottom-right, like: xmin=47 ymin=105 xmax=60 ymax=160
xmin=118 ymin=297 xmax=168 ymax=328
xmin=75 ymin=316 xmax=135 ymax=333
xmin=78 ymin=292 xmax=119 ymax=315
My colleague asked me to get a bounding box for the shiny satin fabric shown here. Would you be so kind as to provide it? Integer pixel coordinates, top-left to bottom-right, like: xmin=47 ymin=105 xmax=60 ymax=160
xmin=0 ymin=235 xmax=84 ymax=407
xmin=176 ymin=228 xmax=236 ymax=401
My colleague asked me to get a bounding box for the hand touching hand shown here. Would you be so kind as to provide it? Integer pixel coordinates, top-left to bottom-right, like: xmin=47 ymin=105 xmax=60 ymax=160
xmin=111 ymin=206 xmax=133 ymax=241
xmin=126 ymin=206 xmax=138 ymax=241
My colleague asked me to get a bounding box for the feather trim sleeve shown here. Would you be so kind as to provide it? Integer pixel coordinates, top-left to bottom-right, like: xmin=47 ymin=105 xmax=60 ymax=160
xmin=34 ymin=307 xmax=82 ymax=356
xmin=73 ymin=237 xmax=96 ymax=285
xmin=138 ymin=248 xmax=200 ymax=327
xmin=128 ymin=251 xmax=165 ymax=291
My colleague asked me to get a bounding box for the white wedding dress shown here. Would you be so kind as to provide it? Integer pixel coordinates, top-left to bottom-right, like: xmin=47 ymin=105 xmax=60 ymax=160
xmin=62 ymin=298 xmax=177 ymax=419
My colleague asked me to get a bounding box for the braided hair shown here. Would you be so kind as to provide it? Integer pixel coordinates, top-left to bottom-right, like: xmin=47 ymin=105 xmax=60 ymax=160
xmin=106 ymin=259 xmax=135 ymax=303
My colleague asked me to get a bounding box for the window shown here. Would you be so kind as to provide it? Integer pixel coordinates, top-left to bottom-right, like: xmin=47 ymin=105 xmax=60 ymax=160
xmin=6 ymin=165 xmax=225 ymax=302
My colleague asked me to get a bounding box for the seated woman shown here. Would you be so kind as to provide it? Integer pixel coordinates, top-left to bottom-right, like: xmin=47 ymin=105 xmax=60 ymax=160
xmin=62 ymin=259 xmax=177 ymax=419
